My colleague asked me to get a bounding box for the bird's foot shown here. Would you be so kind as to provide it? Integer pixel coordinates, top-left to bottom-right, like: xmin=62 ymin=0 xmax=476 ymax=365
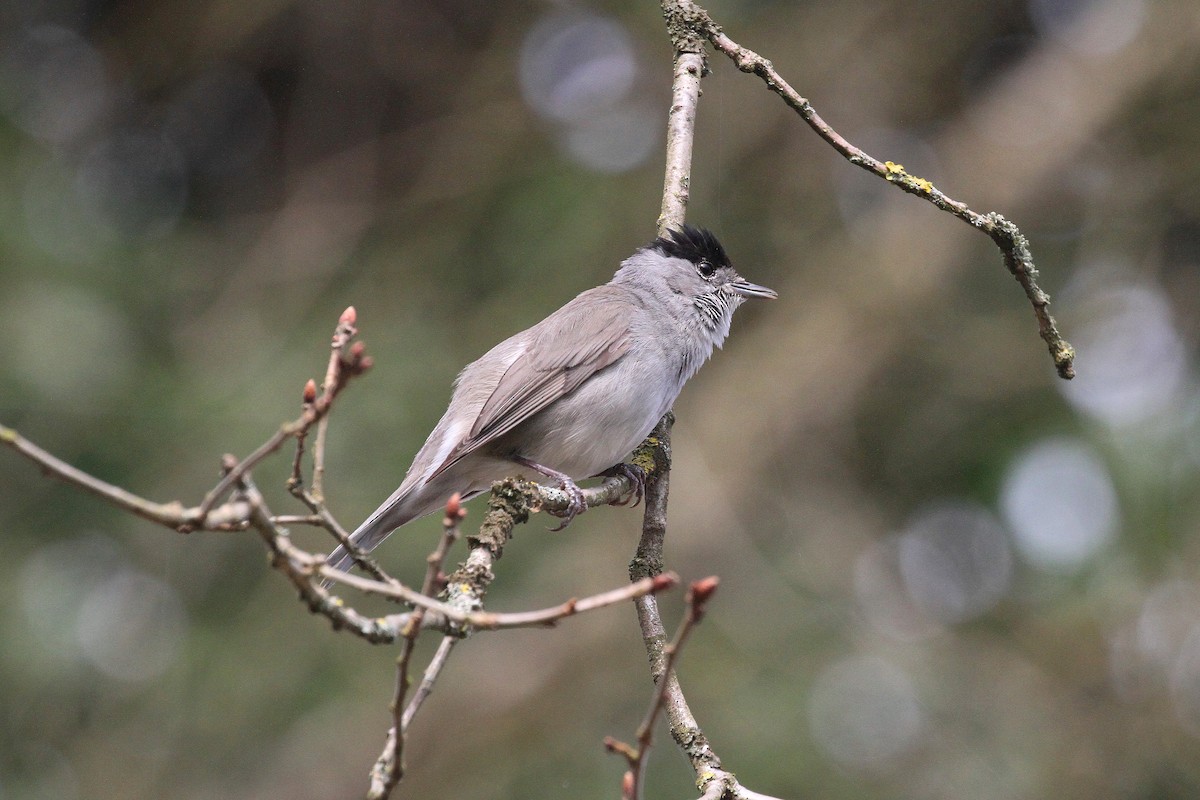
xmin=545 ymin=478 xmax=587 ymax=531
xmin=513 ymin=457 xmax=587 ymax=531
xmin=596 ymin=463 xmax=647 ymax=508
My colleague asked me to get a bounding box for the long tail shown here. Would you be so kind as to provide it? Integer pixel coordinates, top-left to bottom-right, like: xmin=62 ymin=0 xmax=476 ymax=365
xmin=323 ymin=481 xmax=435 ymax=580
xmin=324 ymin=502 xmax=408 ymax=575
xmin=322 ymin=466 xmax=481 ymax=585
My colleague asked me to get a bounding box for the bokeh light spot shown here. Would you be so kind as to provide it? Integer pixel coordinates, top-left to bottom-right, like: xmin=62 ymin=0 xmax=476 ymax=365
xmin=76 ymin=128 xmax=188 ymax=239
xmin=560 ymin=104 xmax=658 ymax=173
xmin=1000 ymin=438 xmax=1118 ymax=571
xmin=809 ymin=656 xmax=923 ymax=768
xmin=897 ymin=502 xmax=1013 ymax=624
xmin=519 ymin=11 xmax=635 ymax=124
xmin=76 ymin=570 xmax=186 ymax=683
xmin=2 ymin=284 xmax=136 ymax=413
xmin=855 ymin=537 xmax=945 ymax=642
xmin=22 ymin=155 xmax=116 ymax=262
xmin=1029 ymin=0 xmax=1146 ymax=56
xmin=0 ymin=25 xmax=110 ymax=144
xmin=1059 ymin=277 xmax=1188 ymax=426
xmin=1168 ymin=624 xmax=1200 ymax=736
xmin=19 ymin=534 xmax=126 ymax=671
xmin=518 ymin=10 xmax=654 ymax=173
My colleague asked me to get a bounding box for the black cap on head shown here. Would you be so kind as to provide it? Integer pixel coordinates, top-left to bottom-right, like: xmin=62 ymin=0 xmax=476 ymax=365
xmin=650 ymin=224 xmax=731 ymax=269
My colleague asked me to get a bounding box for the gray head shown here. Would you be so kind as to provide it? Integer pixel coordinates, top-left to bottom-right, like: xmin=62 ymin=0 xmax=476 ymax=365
xmin=613 ymin=225 xmax=776 ymax=342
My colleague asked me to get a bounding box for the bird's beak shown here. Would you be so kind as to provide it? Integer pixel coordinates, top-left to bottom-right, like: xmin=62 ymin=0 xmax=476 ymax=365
xmin=727 ymin=279 xmax=778 ymax=300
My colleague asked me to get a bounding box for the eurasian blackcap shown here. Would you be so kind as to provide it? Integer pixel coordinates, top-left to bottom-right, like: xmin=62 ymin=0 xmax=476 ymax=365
xmin=325 ymin=225 xmax=775 ymax=574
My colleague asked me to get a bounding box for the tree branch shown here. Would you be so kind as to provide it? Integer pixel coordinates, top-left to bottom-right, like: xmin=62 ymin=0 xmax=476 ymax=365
xmin=607 ymin=577 xmax=721 ymax=800
xmin=0 ymin=423 xmax=246 ymax=531
xmin=442 ymin=440 xmax=662 ymax=620
xmin=368 ymin=495 xmax=466 ymax=798
xmin=400 ymin=634 xmax=457 ymax=732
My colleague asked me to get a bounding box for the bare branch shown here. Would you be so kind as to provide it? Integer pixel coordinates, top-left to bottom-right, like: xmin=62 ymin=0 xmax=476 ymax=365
xmin=380 ymin=573 xmax=679 ymax=636
xmin=289 ymin=379 xmax=319 ymax=490
xmin=473 ymin=573 xmax=679 ymax=630
xmin=0 ymin=423 xmax=250 ymax=531
xmin=615 ymin=5 xmax=794 ymax=799
xmin=2 ymin=412 xmax=674 ymax=641
xmin=271 ymin=514 xmax=323 ymax=526
xmin=369 ymin=494 xmax=466 ymax=798
xmin=401 ymin=635 xmax=458 ymax=731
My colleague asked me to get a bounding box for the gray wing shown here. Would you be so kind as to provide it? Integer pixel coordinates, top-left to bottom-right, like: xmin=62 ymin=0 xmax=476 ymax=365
xmin=427 ymin=288 xmax=634 ymax=480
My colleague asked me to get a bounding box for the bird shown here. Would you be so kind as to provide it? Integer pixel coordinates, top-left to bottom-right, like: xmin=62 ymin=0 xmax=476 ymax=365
xmin=325 ymin=225 xmax=776 ymax=575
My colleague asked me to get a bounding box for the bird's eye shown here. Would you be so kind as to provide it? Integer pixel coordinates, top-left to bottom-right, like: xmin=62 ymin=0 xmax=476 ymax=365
xmin=696 ymin=260 xmax=716 ymax=278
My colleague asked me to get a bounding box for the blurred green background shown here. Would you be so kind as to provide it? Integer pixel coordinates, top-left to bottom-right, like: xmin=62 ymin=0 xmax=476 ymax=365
xmin=3 ymin=1 xmax=1200 ymax=798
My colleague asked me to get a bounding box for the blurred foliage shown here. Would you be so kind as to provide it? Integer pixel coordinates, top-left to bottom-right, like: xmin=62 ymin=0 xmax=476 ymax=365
xmin=3 ymin=1 xmax=1200 ymax=798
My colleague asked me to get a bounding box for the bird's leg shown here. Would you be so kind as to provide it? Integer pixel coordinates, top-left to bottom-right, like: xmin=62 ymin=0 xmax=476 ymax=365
xmin=512 ymin=456 xmax=587 ymax=531
xmin=594 ymin=463 xmax=647 ymax=508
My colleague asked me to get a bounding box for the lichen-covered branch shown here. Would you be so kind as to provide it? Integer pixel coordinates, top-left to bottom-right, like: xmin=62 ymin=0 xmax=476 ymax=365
xmin=445 ymin=438 xmax=662 ymax=619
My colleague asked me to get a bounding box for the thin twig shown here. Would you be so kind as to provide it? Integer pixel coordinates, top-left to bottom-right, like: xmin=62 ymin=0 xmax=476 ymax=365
xmin=312 ymin=413 xmax=332 ymax=501
xmin=380 ymin=573 xmax=679 ymax=636
xmin=607 ymin=578 xmax=720 ymax=800
xmin=270 ymin=514 xmax=324 ymax=526
xmin=197 ymin=425 xmax=306 ymax=522
xmin=369 ymin=495 xmax=466 ymax=799
xmin=295 ymin=483 xmax=395 ymax=586
xmin=440 ymin=464 xmax=653 ymax=619
xmin=313 ymin=306 xmax=358 ymax=502
xmin=474 ymin=573 xmax=679 ymax=630
xmin=288 ymin=379 xmax=318 ymax=490
xmin=401 ymin=635 xmax=458 ymax=731
xmin=0 ymin=424 xmax=249 ymax=531
xmin=1 ymin=414 xmax=670 ymax=637
xmin=197 ymin=307 xmax=371 ymax=523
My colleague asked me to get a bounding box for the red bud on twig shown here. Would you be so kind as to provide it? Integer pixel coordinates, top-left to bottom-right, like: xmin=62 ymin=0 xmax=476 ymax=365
xmin=340 ymin=306 xmax=356 ymax=326
xmin=651 ymin=573 xmax=678 ymax=593
xmin=603 ymin=736 xmax=638 ymax=760
xmin=621 ymin=770 xmax=635 ymax=799
xmin=302 ymin=379 xmax=317 ymax=404
xmin=350 ymin=340 xmax=365 ymax=360
xmin=444 ymin=492 xmax=464 ymax=522
xmin=687 ymin=576 xmax=720 ymax=620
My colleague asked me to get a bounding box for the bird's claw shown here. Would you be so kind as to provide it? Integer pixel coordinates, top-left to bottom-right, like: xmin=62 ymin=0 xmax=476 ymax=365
xmin=598 ymin=463 xmax=647 ymax=508
xmin=546 ymin=477 xmax=587 ymax=531
xmin=511 ymin=456 xmax=589 ymax=531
